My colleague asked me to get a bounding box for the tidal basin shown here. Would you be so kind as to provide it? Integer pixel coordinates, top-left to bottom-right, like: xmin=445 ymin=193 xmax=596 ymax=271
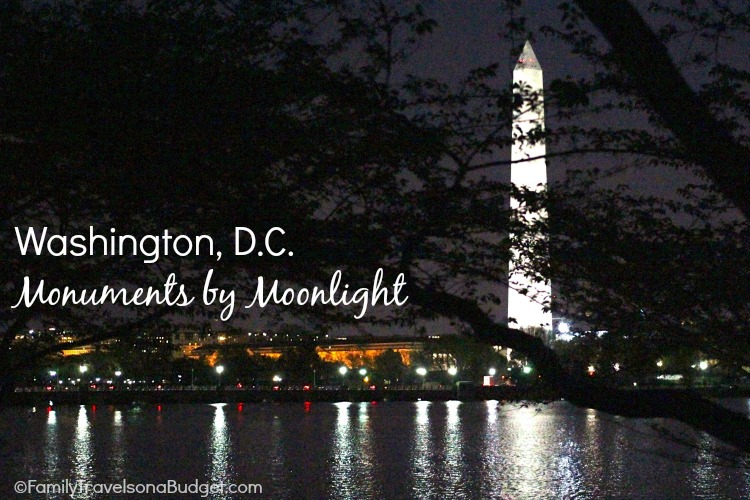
xmin=1 ymin=400 xmax=748 ymax=499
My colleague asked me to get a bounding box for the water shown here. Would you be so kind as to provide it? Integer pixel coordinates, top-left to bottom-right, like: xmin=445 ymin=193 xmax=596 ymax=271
xmin=1 ymin=400 xmax=748 ymax=499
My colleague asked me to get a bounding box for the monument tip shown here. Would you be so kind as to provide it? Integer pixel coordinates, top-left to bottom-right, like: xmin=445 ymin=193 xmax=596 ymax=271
xmin=515 ymin=40 xmax=541 ymax=71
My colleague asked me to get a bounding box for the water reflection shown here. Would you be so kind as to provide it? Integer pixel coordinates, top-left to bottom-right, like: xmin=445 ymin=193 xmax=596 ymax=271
xmin=328 ymin=402 xmax=376 ymax=499
xmin=44 ymin=410 xmax=60 ymax=481
xmin=481 ymin=401 xmax=503 ymax=497
xmin=579 ymin=407 xmax=605 ymax=494
xmin=443 ymin=401 xmax=464 ymax=493
xmin=692 ymin=435 xmax=720 ymax=497
xmin=3 ymin=400 xmax=750 ymax=499
xmin=208 ymin=403 xmax=233 ymax=497
xmin=269 ymin=414 xmax=286 ymax=489
xmin=411 ymin=401 xmax=434 ymax=497
xmin=330 ymin=402 xmax=352 ymax=497
xmin=110 ymin=410 xmax=126 ymax=479
xmin=486 ymin=399 xmax=498 ymax=424
xmin=72 ymin=406 xmax=93 ymax=498
xmin=355 ymin=403 xmax=375 ymax=496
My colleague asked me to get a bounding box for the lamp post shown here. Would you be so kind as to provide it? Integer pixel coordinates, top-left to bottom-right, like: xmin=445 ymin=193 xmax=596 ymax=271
xmin=78 ymin=365 xmax=88 ymax=393
xmin=338 ymin=366 xmax=348 ymax=387
xmin=215 ymin=365 xmax=225 ymax=389
xmin=447 ymin=366 xmax=457 ymax=391
xmin=553 ymin=318 xmax=573 ymax=342
xmin=416 ymin=367 xmax=427 ymax=388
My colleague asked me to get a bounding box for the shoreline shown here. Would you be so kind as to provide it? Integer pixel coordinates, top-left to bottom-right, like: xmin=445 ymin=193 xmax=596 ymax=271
xmin=5 ymin=387 xmax=520 ymax=406
xmin=3 ymin=386 xmax=748 ymax=407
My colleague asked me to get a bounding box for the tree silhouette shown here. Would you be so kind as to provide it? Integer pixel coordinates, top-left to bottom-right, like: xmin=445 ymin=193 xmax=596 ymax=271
xmin=1 ymin=0 xmax=749 ymax=452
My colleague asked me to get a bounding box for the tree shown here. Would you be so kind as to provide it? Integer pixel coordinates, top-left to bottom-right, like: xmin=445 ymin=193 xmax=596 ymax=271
xmin=1 ymin=0 xmax=749 ymax=453
xmin=373 ymin=349 xmax=407 ymax=383
xmin=489 ymin=0 xmax=750 ymax=450
xmin=419 ymin=336 xmax=506 ymax=381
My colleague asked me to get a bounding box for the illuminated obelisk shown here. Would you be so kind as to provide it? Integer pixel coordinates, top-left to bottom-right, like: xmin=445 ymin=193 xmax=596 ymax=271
xmin=507 ymin=41 xmax=552 ymax=332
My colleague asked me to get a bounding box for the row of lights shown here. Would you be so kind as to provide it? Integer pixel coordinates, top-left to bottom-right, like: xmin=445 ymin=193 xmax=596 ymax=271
xmin=336 ymin=366 xmax=529 ymax=377
xmin=49 ymin=367 xmax=123 ymax=377
xmin=587 ymin=359 xmax=711 ymax=375
xmin=216 ymin=365 xmax=529 ymax=380
xmin=58 ymin=363 xmax=539 ymax=382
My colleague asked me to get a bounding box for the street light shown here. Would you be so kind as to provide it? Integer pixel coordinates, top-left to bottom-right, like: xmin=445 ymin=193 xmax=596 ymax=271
xmin=699 ymin=360 xmax=709 ymax=371
xmin=338 ymin=366 xmax=348 ymax=376
xmin=488 ymin=368 xmax=497 ymax=376
xmin=114 ymin=370 xmax=122 ymax=377
xmin=49 ymin=370 xmax=57 ymax=378
xmin=558 ymin=322 xmax=570 ymax=334
xmin=415 ymin=367 xmax=427 ymax=377
xmin=272 ymin=375 xmax=282 ymax=383
xmin=447 ymin=367 xmax=458 ymax=376
xmin=216 ymin=365 xmax=225 ymax=387
xmin=79 ymin=365 xmax=88 ymax=374
xmin=358 ymin=368 xmax=367 ymax=376
xmin=523 ymin=366 xmax=533 ymax=374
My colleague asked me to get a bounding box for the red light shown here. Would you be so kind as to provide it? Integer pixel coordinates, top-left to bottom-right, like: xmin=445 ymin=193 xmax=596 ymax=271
xmin=157 ymin=405 xmax=162 ymax=412
xmin=304 ymin=401 xmax=311 ymax=412
xmin=237 ymin=403 xmax=243 ymax=412
xmin=46 ymin=386 xmax=52 ymax=391
xmin=303 ymin=385 xmax=311 ymax=391
xmin=369 ymin=385 xmax=376 ymax=390
xmin=371 ymin=401 xmax=377 ymax=405
xmin=91 ymin=405 xmax=96 ymax=412
xmin=47 ymin=406 xmax=52 ymax=412
xmin=236 ymin=383 xmax=243 ymax=389
xmin=273 ymin=386 xmax=279 ymax=391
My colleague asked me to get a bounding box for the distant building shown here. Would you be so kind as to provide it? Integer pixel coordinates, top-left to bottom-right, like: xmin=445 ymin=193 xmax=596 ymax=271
xmin=179 ymin=333 xmax=512 ymax=369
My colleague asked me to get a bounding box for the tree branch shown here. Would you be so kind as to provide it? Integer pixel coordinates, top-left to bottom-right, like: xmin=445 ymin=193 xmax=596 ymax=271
xmin=573 ymin=0 xmax=750 ymax=217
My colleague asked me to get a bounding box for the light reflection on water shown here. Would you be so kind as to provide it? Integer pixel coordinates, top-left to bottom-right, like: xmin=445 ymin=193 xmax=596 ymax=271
xmin=443 ymin=401 xmax=464 ymax=494
xmin=44 ymin=410 xmax=60 ymax=482
xmin=329 ymin=402 xmax=377 ymax=498
xmin=0 ymin=400 xmax=748 ymax=499
xmin=411 ymin=401 xmax=434 ymax=497
xmin=209 ymin=403 xmax=233 ymax=498
xmin=72 ymin=406 xmax=93 ymax=497
xmin=110 ymin=409 xmax=125 ymax=479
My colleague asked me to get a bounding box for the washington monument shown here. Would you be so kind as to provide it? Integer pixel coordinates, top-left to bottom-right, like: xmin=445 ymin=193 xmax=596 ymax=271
xmin=507 ymin=41 xmax=552 ymax=332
